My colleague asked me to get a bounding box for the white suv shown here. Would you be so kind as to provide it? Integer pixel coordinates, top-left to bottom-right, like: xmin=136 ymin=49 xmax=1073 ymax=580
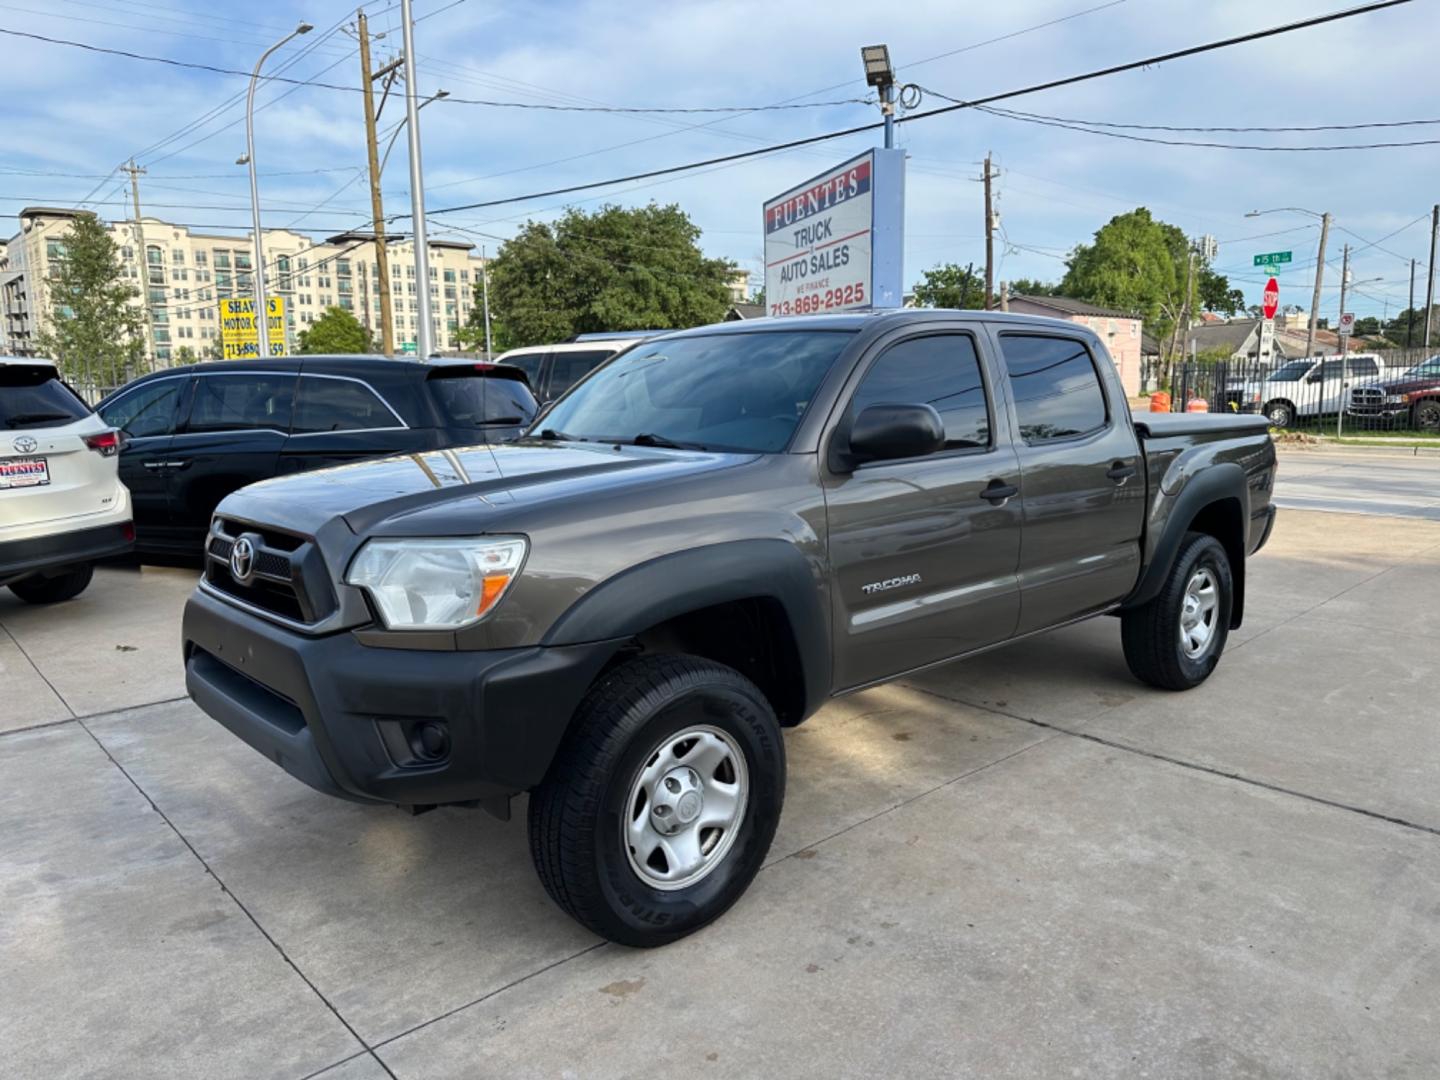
xmin=1 ymin=358 xmax=133 ymax=604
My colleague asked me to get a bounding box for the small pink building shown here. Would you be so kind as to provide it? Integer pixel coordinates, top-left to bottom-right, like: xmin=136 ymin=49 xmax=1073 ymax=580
xmin=1007 ymin=295 xmax=1144 ymax=398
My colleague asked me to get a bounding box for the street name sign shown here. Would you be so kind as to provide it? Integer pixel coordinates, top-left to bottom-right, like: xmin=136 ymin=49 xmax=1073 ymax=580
xmin=763 ymin=149 xmax=905 ymax=317
xmin=1253 ymin=250 xmax=1292 ymax=268
xmin=1262 ymin=277 xmax=1280 ymax=320
xmin=219 ymin=296 xmax=285 ymax=359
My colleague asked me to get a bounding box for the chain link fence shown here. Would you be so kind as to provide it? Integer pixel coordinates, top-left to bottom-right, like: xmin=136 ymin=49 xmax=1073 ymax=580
xmin=1161 ymin=348 xmax=1440 ymax=437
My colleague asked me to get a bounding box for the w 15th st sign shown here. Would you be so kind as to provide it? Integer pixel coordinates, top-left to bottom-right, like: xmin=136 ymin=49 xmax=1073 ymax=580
xmin=763 ymin=149 xmax=905 ymax=317
xmin=219 ymin=296 xmax=286 ymax=359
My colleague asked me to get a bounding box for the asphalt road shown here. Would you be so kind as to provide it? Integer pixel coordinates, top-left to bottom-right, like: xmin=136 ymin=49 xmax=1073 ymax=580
xmin=1273 ymin=446 xmax=1440 ymax=521
xmin=3 ymin=454 xmax=1439 ymax=1078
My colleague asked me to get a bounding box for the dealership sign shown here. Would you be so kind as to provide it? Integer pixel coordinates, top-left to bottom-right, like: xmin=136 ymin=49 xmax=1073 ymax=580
xmin=763 ymin=149 xmax=905 ymax=317
xmin=219 ymin=296 xmax=286 ymax=359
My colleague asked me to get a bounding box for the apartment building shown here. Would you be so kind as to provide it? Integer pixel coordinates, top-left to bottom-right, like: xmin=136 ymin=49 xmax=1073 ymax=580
xmin=0 ymin=206 xmax=486 ymax=361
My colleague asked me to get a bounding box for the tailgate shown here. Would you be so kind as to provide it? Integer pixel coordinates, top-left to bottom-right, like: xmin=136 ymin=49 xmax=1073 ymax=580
xmin=1 ymin=423 xmax=115 ymax=530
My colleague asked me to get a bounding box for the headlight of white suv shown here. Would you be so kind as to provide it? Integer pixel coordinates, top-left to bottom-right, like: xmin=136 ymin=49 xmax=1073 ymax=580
xmin=345 ymin=537 xmax=527 ymax=630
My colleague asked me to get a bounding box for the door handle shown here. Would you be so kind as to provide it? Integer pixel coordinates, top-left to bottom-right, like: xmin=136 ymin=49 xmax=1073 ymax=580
xmin=980 ymin=479 xmax=1018 ymax=504
xmin=1106 ymin=461 xmax=1137 ymax=483
xmin=142 ymin=461 xmax=165 ymax=470
xmin=164 ymin=459 xmax=192 ymax=470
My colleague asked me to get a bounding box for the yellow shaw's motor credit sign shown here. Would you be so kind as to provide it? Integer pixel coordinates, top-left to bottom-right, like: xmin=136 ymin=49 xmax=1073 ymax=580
xmin=219 ymin=296 xmax=286 ymax=359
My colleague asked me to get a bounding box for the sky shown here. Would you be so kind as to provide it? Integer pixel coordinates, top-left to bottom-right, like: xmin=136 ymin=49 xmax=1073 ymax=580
xmin=2 ymin=0 xmax=1438 ymax=324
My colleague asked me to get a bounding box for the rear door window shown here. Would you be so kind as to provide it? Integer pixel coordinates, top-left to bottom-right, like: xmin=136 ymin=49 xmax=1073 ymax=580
xmin=1 ymin=365 xmax=91 ymax=429
xmin=999 ymin=334 xmax=1109 ymax=443
xmin=548 ymin=350 xmax=616 ymax=398
xmin=428 ymin=371 xmax=538 ymax=428
xmin=291 ymin=376 xmax=400 ymax=433
xmin=185 ymin=373 xmax=294 ymax=433
xmin=98 ymin=378 xmax=184 ymax=437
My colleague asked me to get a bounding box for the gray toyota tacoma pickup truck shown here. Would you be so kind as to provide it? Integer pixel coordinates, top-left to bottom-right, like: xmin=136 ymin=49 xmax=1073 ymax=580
xmin=183 ymin=311 xmax=1276 ymax=946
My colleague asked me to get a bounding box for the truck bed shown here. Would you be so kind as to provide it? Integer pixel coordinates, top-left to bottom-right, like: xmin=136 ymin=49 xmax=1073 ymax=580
xmin=1133 ymin=412 xmax=1271 ymax=438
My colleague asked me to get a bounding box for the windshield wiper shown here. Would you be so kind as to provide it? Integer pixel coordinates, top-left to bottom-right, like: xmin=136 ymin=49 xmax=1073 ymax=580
xmin=628 ymin=432 xmax=707 ymax=450
xmin=536 ymin=427 xmax=586 ymax=442
xmin=477 ymin=415 xmax=526 ymax=426
xmin=5 ymin=412 xmax=73 ymax=428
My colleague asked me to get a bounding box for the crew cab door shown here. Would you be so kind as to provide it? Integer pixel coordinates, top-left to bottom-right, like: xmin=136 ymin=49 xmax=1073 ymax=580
xmin=992 ymin=330 xmax=1145 ymax=635
xmin=823 ymin=327 xmax=1022 ymax=690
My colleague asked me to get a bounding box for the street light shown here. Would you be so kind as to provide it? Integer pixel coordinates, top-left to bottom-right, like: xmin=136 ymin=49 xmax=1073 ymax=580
xmin=379 ymin=89 xmax=448 ymax=176
xmin=244 ymin=21 xmax=312 ymax=357
xmin=1246 ymin=206 xmax=1331 ymax=359
xmin=860 ymin=44 xmax=896 ymax=149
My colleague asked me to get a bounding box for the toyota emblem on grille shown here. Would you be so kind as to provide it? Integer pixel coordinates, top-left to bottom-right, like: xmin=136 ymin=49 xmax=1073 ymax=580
xmin=13 ymin=435 xmax=38 ymax=454
xmin=230 ymin=536 xmax=256 ymax=584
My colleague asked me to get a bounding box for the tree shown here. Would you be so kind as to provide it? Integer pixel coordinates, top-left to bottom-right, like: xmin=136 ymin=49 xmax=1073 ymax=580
xmin=35 ymin=212 xmax=145 ymax=385
xmin=1008 ymin=277 xmax=1063 ymax=298
xmin=911 ymin=262 xmax=982 ymax=309
xmin=174 ymin=345 xmax=197 ymax=364
xmin=472 ymin=203 xmax=735 ymax=349
xmin=298 ymin=306 xmax=372 ymax=354
xmin=1352 ymin=316 xmax=1381 ymax=337
xmin=1197 ymin=267 xmax=1245 ymax=316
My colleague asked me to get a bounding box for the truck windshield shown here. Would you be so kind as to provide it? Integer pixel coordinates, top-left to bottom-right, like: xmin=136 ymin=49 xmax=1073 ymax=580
xmin=1267 ymin=360 xmax=1315 ymax=382
xmin=534 ymin=330 xmax=854 ymax=452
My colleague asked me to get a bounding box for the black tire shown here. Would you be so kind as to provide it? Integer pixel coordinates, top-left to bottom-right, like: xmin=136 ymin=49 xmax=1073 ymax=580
xmin=1121 ymin=533 xmax=1233 ymax=691
xmin=1413 ymin=398 xmax=1440 ymax=432
xmin=528 ymin=654 xmax=785 ymax=947
xmin=8 ymin=563 xmax=94 ymax=605
xmin=1264 ymin=400 xmax=1294 ymax=428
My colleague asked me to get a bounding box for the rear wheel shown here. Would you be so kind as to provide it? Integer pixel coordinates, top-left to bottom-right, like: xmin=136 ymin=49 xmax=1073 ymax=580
xmin=528 ymin=654 xmax=785 ymax=947
xmin=1122 ymin=533 xmax=1233 ymax=691
xmin=1264 ymin=400 xmax=1295 ymax=428
xmin=8 ymin=563 xmax=94 ymax=605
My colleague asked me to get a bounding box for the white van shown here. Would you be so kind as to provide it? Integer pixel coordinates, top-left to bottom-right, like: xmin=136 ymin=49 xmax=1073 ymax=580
xmin=1 ymin=358 xmax=133 ymax=603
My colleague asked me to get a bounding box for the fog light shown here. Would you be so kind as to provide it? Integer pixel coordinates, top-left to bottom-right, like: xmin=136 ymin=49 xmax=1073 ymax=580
xmin=409 ymin=720 xmax=450 ymax=763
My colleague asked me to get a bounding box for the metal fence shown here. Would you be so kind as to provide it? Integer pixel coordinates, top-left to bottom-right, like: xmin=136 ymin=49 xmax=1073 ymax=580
xmin=1161 ymin=348 xmax=1440 ymax=436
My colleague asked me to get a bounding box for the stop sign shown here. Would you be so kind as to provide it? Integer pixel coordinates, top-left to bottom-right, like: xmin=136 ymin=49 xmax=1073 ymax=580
xmin=1262 ymin=277 xmax=1280 ymax=320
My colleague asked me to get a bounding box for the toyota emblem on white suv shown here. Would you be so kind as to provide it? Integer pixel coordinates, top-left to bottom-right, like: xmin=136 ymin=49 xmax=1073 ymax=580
xmin=13 ymin=435 xmax=38 ymax=454
xmin=229 ymin=536 xmax=256 ymax=584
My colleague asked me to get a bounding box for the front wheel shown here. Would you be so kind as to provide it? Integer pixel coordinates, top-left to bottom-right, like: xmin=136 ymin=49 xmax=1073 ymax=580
xmin=1413 ymin=398 xmax=1440 ymax=432
xmin=8 ymin=563 xmax=94 ymax=605
xmin=1121 ymin=533 xmax=1233 ymax=691
xmin=528 ymin=654 xmax=785 ymax=947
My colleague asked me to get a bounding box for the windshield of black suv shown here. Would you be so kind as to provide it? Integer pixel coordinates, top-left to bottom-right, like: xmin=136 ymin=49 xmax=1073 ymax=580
xmin=533 ymin=330 xmax=855 ymax=452
xmin=1 ymin=364 xmax=91 ymax=429
xmin=1267 ymin=360 xmax=1315 ymax=383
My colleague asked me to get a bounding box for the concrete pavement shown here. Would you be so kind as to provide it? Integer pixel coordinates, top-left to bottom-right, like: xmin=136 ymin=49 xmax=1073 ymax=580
xmin=3 ymin=491 xmax=1439 ymax=1078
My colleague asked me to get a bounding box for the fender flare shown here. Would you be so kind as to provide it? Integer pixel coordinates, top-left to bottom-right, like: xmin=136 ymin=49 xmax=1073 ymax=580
xmin=1124 ymin=462 xmax=1250 ymax=621
xmin=542 ymin=539 xmax=831 ymax=719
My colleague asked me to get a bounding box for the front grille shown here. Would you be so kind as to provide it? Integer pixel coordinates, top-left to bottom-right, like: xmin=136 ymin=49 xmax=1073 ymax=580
xmin=1351 ymin=388 xmax=1384 ymax=404
xmin=204 ymin=518 xmax=337 ymax=627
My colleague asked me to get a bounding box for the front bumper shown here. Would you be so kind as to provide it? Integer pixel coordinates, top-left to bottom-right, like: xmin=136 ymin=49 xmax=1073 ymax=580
xmin=182 ymin=586 xmax=619 ymax=806
xmin=0 ymin=521 xmax=134 ymax=584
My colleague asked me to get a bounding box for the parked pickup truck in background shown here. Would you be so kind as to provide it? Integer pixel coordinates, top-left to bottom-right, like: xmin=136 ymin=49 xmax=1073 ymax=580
xmin=182 ymin=311 xmax=1277 ymax=947
xmin=1345 ymin=354 xmax=1440 ymax=430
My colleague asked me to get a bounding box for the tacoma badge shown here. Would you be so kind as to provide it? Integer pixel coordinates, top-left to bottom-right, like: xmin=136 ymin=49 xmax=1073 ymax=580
xmin=862 ymin=573 xmax=921 ymax=596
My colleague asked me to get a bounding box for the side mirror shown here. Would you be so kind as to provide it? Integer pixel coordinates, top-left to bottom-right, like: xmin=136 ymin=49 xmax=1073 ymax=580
xmin=848 ymin=403 xmax=945 ymax=464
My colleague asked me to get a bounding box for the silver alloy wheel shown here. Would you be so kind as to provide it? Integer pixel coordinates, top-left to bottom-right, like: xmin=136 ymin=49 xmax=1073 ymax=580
xmin=623 ymin=724 xmax=749 ymax=891
xmin=1179 ymin=566 xmax=1219 ymax=660
xmin=1267 ymin=403 xmax=1291 ymax=427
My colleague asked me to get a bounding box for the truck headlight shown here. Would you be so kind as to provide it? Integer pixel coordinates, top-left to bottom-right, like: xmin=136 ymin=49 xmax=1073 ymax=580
xmin=345 ymin=537 xmax=527 ymax=630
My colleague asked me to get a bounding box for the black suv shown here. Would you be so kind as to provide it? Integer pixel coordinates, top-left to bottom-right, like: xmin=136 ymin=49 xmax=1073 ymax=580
xmin=96 ymin=355 xmax=536 ymax=557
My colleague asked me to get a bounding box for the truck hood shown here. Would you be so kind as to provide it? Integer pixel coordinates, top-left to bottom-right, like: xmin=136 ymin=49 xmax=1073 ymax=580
xmin=221 ymin=439 xmax=754 ymax=537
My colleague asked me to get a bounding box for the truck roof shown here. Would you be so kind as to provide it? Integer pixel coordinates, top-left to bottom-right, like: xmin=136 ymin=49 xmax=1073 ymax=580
xmin=651 ymin=309 xmax=1092 ymax=339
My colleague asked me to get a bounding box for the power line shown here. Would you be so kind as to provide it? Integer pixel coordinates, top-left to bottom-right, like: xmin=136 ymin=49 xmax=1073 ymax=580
xmin=414 ymin=0 xmax=1416 ymax=218
xmin=964 ymin=104 xmax=1440 ymax=134
xmin=0 ymin=27 xmax=870 ymax=113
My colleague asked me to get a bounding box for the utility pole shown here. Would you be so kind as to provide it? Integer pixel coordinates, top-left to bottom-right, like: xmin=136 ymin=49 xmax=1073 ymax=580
xmin=1407 ymin=258 xmax=1416 ymax=348
xmin=356 ymin=10 xmax=396 ymax=355
xmin=983 ymin=153 xmax=995 ymax=310
xmin=1425 ymin=204 xmax=1438 ymax=350
xmin=999 ymin=280 xmax=1009 ymax=312
xmin=1338 ymin=243 xmax=1350 ymax=357
xmin=399 ymin=0 xmax=434 ymax=358
xmin=1304 ymin=212 xmax=1331 ymax=359
xmin=481 ymin=244 xmax=493 ymax=357
xmin=122 ymin=160 xmax=155 ymax=369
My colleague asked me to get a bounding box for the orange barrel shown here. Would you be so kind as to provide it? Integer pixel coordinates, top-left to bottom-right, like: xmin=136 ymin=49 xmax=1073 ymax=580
xmin=1149 ymin=391 xmax=1171 ymax=412
xmin=1185 ymin=397 xmax=1209 ymax=413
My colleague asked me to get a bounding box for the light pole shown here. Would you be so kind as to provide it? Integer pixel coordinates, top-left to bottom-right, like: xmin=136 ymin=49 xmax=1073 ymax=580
xmin=399 ymin=0 xmax=434 ymax=358
xmin=1246 ymin=206 xmax=1329 ymax=358
xmin=245 ymin=21 xmax=312 ymax=357
xmin=861 ymin=45 xmax=895 ymax=149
